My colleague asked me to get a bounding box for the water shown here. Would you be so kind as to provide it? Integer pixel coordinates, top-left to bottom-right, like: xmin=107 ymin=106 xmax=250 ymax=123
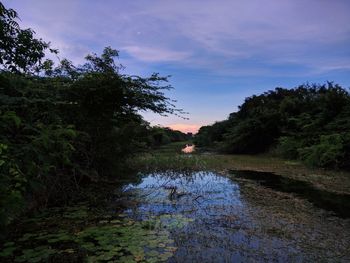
xmin=121 ymin=171 xmax=350 ymax=262
xmin=4 ymin=170 xmax=349 ymax=262
xmin=181 ymin=144 xmax=195 ymax=153
xmin=231 ymin=170 xmax=350 ymax=218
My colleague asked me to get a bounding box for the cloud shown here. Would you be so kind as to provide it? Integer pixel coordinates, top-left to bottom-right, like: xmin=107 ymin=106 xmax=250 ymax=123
xmin=133 ymin=0 xmax=350 ymax=73
xmin=6 ymin=0 xmax=350 ymax=75
xmin=122 ymin=46 xmax=190 ymax=62
xmin=3 ymin=0 xmax=350 ymax=128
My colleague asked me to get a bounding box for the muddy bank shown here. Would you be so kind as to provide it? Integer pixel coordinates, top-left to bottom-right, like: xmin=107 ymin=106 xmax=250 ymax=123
xmin=203 ymin=154 xmax=350 ymax=195
xmin=230 ymin=170 xmax=350 ymax=218
xmin=121 ymin=171 xmax=350 ymax=262
xmin=1 ymin=170 xmax=349 ymax=262
xmin=133 ymin=143 xmax=350 ymax=195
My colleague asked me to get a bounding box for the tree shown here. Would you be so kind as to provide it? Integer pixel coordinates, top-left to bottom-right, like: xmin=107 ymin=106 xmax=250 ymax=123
xmin=195 ymin=83 xmax=350 ymax=169
xmin=0 ymin=2 xmax=185 ymax=231
xmin=0 ymin=2 xmax=55 ymax=73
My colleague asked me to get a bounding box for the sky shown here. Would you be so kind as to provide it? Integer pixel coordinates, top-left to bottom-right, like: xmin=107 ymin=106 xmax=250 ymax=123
xmin=4 ymin=0 xmax=350 ymax=133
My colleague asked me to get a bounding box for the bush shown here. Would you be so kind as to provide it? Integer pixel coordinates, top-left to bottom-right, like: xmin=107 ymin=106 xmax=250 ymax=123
xmin=0 ymin=143 xmax=26 ymax=237
xmin=298 ymin=134 xmax=346 ymax=168
xmin=195 ymin=83 xmax=350 ymax=170
xmin=276 ymin=136 xmax=304 ymax=159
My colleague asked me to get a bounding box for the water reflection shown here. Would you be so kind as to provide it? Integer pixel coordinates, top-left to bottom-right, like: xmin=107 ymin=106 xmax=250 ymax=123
xmin=119 ymin=171 xmax=350 ymax=262
xmin=181 ymin=144 xmax=195 ymax=153
xmin=231 ymin=170 xmax=350 ymax=218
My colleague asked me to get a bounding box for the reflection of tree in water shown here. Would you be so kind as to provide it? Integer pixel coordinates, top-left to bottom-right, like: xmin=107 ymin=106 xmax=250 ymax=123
xmin=121 ymin=171 xmax=350 ymax=262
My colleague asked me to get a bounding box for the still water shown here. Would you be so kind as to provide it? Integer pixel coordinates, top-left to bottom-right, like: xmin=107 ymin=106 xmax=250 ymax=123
xmin=121 ymin=171 xmax=350 ymax=262
xmin=181 ymin=144 xmax=195 ymax=153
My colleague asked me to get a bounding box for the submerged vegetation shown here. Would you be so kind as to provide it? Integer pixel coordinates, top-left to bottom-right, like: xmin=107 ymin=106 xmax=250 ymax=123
xmin=0 ymin=203 xmax=186 ymax=262
xmin=1 ymin=2 xmax=350 ymax=262
xmin=3 ymin=169 xmax=349 ymax=262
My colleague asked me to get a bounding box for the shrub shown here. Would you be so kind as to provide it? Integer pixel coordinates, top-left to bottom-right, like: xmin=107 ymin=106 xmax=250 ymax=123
xmin=298 ymin=134 xmax=346 ymax=168
xmin=0 ymin=143 xmax=26 ymax=237
xmin=276 ymin=136 xmax=304 ymax=159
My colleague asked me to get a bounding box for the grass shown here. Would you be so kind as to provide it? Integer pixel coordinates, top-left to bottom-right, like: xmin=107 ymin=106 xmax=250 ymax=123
xmin=130 ymin=142 xmax=350 ymax=195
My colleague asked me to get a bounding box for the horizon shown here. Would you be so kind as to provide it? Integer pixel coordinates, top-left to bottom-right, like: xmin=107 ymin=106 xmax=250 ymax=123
xmin=4 ymin=0 xmax=350 ymax=133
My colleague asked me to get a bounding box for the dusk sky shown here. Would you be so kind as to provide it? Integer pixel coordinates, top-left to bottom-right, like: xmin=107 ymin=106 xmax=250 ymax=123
xmin=5 ymin=0 xmax=350 ymax=133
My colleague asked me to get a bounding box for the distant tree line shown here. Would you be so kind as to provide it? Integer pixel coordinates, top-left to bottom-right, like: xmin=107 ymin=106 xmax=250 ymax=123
xmin=0 ymin=2 xmax=187 ymax=233
xmin=194 ymin=83 xmax=350 ymax=170
xmin=147 ymin=126 xmax=192 ymax=147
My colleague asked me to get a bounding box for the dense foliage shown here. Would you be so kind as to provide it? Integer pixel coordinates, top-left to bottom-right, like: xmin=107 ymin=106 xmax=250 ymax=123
xmin=0 ymin=2 xmax=187 ymax=234
xmin=195 ymin=83 xmax=350 ymax=170
xmin=0 ymin=2 xmax=55 ymax=73
xmin=147 ymin=126 xmax=191 ymax=147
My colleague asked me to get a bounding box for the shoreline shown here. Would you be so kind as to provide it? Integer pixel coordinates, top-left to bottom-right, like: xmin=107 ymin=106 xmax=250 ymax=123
xmin=133 ymin=142 xmax=350 ymax=195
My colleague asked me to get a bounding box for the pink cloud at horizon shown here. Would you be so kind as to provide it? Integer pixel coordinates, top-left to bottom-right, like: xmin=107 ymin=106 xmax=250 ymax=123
xmin=167 ymin=124 xmax=201 ymax=134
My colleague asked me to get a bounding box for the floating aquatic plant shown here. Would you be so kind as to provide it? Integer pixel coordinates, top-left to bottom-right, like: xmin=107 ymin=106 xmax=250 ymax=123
xmin=0 ymin=204 xmax=194 ymax=262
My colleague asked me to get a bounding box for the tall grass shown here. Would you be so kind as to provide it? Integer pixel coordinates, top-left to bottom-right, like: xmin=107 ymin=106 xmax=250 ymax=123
xmin=129 ymin=153 xmax=207 ymax=172
xmin=127 ymin=142 xmax=350 ymax=194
